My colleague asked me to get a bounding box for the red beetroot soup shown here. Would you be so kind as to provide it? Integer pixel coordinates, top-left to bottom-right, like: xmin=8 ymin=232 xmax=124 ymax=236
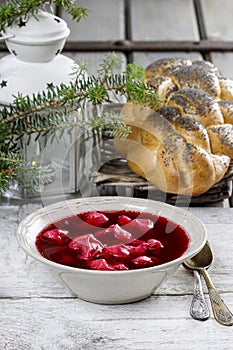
xmin=35 ymin=210 xmax=190 ymax=271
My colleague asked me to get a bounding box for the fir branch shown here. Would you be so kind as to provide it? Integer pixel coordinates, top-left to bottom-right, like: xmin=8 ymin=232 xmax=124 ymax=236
xmin=0 ymin=0 xmax=87 ymax=32
xmin=0 ymin=110 xmax=129 ymax=194
xmin=124 ymin=63 xmax=163 ymax=109
xmin=86 ymin=111 xmax=131 ymax=138
xmin=0 ymin=55 xmax=161 ymax=162
xmin=0 ymin=53 xmax=162 ymax=194
xmin=98 ymin=52 xmax=124 ymax=78
xmin=1 ymin=62 xmax=161 ymax=129
xmin=55 ymin=0 xmax=88 ymax=22
xmin=16 ymin=162 xmax=55 ymax=193
xmin=125 ymin=63 xmax=145 ymax=81
xmin=0 ymin=150 xmax=23 ymax=167
xmin=0 ymin=151 xmax=54 ymax=193
xmin=0 ymin=172 xmax=14 ymax=194
xmin=125 ymin=80 xmax=163 ymax=109
xmin=7 ymin=109 xmax=131 ymax=143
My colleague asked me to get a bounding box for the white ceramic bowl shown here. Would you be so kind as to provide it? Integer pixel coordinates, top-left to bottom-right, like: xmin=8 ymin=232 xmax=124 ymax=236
xmin=17 ymin=197 xmax=207 ymax=304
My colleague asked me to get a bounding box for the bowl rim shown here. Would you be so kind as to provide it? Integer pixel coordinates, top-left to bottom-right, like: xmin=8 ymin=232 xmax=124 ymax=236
xmin=17 ymin=196 xmax=207 ymax=275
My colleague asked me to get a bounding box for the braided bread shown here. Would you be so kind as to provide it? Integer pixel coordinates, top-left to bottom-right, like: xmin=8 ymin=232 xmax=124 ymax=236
xmin=114 ymin=58 xmax=233 ymax=196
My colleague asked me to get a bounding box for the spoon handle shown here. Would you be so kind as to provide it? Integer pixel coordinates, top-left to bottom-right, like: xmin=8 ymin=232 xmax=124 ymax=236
xmin=190 ymin=270 xmax=209 ymax=321
xmin=201 ymin=268 xmax=233 ymax=326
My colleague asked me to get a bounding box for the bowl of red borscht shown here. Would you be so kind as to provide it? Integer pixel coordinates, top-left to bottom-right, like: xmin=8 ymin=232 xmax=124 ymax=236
xmin=17 ymin=197 xmax=207 ymax=304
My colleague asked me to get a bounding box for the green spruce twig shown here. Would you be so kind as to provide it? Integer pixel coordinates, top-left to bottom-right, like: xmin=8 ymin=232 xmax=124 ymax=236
xmin=0 ymin=150 xmax=54 ymax=193
xmin=0 ymin=0 xmax=87 ymax=33
xmin=1 ymin=57 xmax=162 ymax=146
xmin=0 ymin=53 xmax=162 ymax=194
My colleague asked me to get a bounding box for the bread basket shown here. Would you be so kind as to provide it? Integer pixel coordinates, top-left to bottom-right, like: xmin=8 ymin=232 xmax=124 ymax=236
xmin=93 ymin=158 xmax=233 ymax=206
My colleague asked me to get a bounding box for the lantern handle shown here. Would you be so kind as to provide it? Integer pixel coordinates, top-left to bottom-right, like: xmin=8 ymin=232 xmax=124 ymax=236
xmin=0 ymin=34 xmax=15 ymax=41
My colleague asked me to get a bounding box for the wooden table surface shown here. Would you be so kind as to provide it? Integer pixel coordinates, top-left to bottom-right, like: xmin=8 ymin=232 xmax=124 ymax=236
xmin=0 ymin=203 xmax=233 ymax=350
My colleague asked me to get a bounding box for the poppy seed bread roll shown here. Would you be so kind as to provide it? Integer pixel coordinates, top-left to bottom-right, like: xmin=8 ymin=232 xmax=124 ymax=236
xmin=114 ymin=58 xmax=233 ymax=196
xmin=207 ymin=124 xmax=233 ymax=158
xmin=113 ymin=102 xmax=152 ymax=158
xmin=124 ymin=109 xmax=230 ymax=196
xmin=145 ymin=57 xmax=192 ymax=81
xmin=145 ymin=58 xmax=221 ymax=98
xmin=167 ymin=88 xmax=224 ymax=126
xmin=114 ymin=101 xmax=231 ymax=196
xmin=219 ymin=77 xmax=233 ymax=100
xmin=218 ymin=100 xmax=233 ymax=124
xmin=147 ymin=76 xmax=176 ymax=103
xmin=211 ymin=154 xmax=231 ymax=183
xmin=170 ymin=65 xmax=221 ymax=98
xmin=192 ymin=60 xmax=222 ymax=77
xmin=171 ymin=116 xmax=211 ymax=152
xmin=156 ymin=106 xmax=181 ymax=123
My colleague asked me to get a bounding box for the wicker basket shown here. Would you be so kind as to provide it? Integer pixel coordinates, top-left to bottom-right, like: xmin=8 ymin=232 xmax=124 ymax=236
xmin=92 ymin=158 xmax=233 ymax=206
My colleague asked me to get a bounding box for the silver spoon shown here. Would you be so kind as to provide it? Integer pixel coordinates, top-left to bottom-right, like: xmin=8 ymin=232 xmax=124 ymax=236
xmin=183 ymin=264 xmax=210 ymax=321
xmin=183 ymin=241 xmax=233 ymax=326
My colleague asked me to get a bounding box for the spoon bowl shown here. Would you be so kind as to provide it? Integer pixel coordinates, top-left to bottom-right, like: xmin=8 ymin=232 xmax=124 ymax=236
xmin=184 ymin=241 xmax=213 ymax=270
xmin=183 ymin=241 xmax=233 ymax=326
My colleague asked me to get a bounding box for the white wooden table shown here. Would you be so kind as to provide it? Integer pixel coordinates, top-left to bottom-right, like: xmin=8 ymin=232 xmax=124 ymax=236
xmin=0 ymin=203 xmax=233 ymax=349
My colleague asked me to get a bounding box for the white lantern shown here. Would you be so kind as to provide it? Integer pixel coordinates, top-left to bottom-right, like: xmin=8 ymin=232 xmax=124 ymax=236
xmin=0 ymin=10 xmax=78 ymax=202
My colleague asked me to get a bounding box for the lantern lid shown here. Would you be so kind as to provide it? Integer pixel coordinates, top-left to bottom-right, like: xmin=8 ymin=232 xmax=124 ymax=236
xmin=4 ymin=10 xmax=70 ymax=44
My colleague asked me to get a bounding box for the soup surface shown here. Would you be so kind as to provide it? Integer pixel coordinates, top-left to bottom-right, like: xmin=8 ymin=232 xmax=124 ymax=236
xmin=36 ymin=210 xmax=190 ymax=271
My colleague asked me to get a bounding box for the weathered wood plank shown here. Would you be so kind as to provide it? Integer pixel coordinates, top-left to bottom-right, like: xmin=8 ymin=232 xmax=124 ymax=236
xmin=1 ymin=296 xmax=233 ymax=350
xmin=130 ymin=0 xmax=199 ymax=41
xmin=61 ymin=0 xmax=125 ymax=41
xmin=201 ymin=0 xmax=233 ymax=41
xmin=210 ymin=52 xmax=233 ymax=80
